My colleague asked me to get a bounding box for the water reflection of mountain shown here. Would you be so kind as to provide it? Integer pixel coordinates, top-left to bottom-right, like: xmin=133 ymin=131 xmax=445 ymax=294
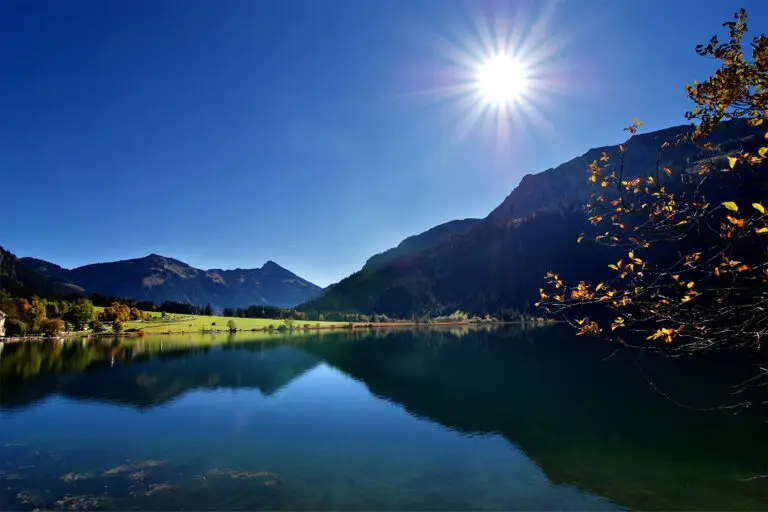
xmin=1 ymin=328 xmax=766 ymax=510
xmin=0 ymin=338 xmax=320 ymax=409
xmin=299 ymin=328 xmax=768 ymax=511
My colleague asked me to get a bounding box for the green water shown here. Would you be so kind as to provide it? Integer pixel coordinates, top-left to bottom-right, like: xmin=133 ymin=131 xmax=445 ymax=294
xmin=0 ymin=326 xmax=766 ymax=510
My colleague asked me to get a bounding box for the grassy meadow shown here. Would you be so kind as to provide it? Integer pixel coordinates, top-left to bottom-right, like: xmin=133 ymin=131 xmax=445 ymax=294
xmin=103 ymin=309 xmax=347 ymax=334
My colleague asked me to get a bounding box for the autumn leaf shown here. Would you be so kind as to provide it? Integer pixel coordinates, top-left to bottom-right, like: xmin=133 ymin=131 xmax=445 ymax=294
xmin=722 ymin=201 xmax=739 ymax=212
xmin=728 ymin=156 xmax=738 ymax=169
xmin=686 ymin=281 xmax=695 ymax=289
xmin=759 ymin=147 xmax=768 ymax=158
xmin=727 ymin=215 xmax=746 ymax=227
xmin=577 ymin=233 xmax=584 ymax=243
xmin=753 ymin=203 xmax=766 ymax=214
xmin=595 ymin=282 xmax=604 ymax=291
xmin=756 ymin=227 xmax=768 ymax=234
xmin=647 ymin=327 xmax=674 ymax=343
xmin=664 ymin=167 xmax=672 ymax=176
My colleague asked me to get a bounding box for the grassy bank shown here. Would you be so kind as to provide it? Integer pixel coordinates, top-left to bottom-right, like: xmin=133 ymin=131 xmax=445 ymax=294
xmin=121 ymin=313 xmax=346 ymax=334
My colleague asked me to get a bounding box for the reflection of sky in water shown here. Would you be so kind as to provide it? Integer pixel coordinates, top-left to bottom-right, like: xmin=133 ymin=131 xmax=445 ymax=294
xmin=0 ymin=357 xmax=616 ymax=510
xmin=1 ymin=328 xmax=765 ymax=511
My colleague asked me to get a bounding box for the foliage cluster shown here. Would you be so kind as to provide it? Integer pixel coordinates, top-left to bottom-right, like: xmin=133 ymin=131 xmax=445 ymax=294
xmin=540 ymin=9 xmax=768 ymax=354
xmin=0 ymin=290 xmax=95 ymax=336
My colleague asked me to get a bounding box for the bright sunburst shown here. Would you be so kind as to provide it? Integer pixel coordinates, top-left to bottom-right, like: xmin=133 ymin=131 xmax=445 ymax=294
xmin=475 ymin=54 xmax=530 ymax=107
xmin=400 ymin=3 xmax=569 ymax=144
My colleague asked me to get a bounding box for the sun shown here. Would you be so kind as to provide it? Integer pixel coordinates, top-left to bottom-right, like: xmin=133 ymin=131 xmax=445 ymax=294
xmin=475 ymin=54 xmax=530 ymax=107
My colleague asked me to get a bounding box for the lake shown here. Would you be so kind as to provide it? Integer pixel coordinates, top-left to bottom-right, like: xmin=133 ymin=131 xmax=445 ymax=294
xmin=0 ymin=326 xmax=766 ymax=510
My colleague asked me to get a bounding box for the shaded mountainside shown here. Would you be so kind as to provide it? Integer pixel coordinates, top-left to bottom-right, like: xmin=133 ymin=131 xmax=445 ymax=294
xmin=303 ymin=120 xmax=764 ymax=317
xmin=14 ymin=252 xmax=321 ymax=309
xmin=364 ymin=218 xmax=481 ymax=270
xmin=0 ymin=246 xmax=85 ymax=298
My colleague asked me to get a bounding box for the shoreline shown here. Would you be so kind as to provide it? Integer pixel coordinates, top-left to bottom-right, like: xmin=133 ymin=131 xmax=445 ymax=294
xmin=0 ymin=319 xmax=557 ymax=343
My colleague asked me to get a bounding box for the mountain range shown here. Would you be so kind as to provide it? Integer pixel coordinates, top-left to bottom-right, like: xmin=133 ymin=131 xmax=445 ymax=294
xmin=302 ymin=119 xmax=765 ymax=317
xmin=3 ymin=119 xmax=763 ymax=316
xmin=0 ymin=249 xmax=321 ymax=309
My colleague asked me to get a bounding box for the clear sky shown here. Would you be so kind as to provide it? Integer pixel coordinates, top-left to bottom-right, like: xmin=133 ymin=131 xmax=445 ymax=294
xmin=2 ymin=0 xmax=766 ymax=287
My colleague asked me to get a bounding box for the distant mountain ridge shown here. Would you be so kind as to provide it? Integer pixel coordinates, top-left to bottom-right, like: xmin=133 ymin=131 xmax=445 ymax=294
xmin=14 ymin=252 xmax=321 ymax=309
xmin=303 ymin=119 xmax=765 ymax=317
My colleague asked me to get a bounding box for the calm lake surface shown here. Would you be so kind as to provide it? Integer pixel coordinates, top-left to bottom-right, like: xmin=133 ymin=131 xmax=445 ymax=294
xmin=1 ymin=326 xmax=766 ymax=510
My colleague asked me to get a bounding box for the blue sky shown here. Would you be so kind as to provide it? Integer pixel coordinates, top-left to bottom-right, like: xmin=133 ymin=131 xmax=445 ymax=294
xmin=2 ymin=0 xmax=766 ymax=287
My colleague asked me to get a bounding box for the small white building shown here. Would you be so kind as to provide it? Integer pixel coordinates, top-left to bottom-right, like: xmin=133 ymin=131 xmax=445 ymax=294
xmin=0 ymin=310 xmax=6 ymax=337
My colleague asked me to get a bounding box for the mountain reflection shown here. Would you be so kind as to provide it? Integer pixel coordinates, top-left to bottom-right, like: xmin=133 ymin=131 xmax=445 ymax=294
xmin=1 ymin=327 xmax=766 ymax=510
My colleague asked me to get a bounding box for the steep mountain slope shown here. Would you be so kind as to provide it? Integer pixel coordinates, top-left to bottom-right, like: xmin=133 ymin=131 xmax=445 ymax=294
xmin=1 ymin=247 xmax=84 ymax=297
xmin=364 ymin=218 xmax=481 ymax=270
xmin=16 ymin=253 xmax=321 ymax=309
xmin=303 ymin=120 xmax=764 ymax=317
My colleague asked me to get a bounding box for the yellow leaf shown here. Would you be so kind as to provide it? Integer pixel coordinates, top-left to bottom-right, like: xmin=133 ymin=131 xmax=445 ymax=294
xmin=664 ymin=167 xmax=672 ymax=176
xmin=760 ymin=147 xmax=768 ymax=158
xmin=608 ymin=264 xmax=618 ymax=270
xmin=595 ymin=283 xmax=604 ymax=291
xmin=686 ymin=281 xmax=694 ymax=289
xmin=723 ymin=201 xmax=739 ymax=212
xmin=577 ymin=234 xmax=584 ymax=243
xmin=671 ymin=274 xmax=680 ymax=281
xmin=728 ymin=156 xmax=737 ymax=169
xmin=756 ymin=227 xmax=768 ymax=234
xmin=753 ymin=203 xmax=766 ymax=214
